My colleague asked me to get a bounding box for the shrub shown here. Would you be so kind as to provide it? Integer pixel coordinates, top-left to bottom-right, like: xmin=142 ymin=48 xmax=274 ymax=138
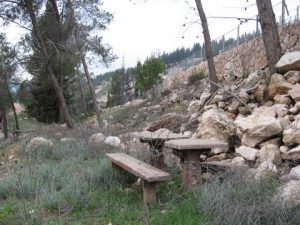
xmin=198 ymin=169 xmax=300 ymax=225
xmin=188 ymin=70 xmax=205 ymax=85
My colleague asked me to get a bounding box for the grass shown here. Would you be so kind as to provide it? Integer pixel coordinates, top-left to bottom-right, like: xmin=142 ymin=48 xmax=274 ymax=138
xmin=0 ymin=132 xmax=209 ymax=225
xmin=1 ymin=116 xmax=300 ymax=225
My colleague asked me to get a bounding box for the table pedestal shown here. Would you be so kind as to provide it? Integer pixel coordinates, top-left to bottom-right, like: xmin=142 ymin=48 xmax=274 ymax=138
xmin=181 ymin=151 xmax=203 ymax=189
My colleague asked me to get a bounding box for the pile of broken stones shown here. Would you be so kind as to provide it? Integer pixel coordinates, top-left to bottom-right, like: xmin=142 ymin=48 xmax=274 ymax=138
xmin=190 ymin=51 xmax=300 ymax=204
xmin=142 ymin=51 xmax=300 ymax=204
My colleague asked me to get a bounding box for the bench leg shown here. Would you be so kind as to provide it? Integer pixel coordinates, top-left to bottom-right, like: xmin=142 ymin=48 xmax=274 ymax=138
xmin=142 ymin=181 xmax=157 ymax=205
xmin=182 ymin=151 xmax=203 ymax=189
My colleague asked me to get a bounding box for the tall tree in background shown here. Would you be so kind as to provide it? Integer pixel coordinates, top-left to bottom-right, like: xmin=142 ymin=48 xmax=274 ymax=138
xmin=25 ymin=0 xmax=75 ymax=128
xmin=0 ymin=33 xmax=18 ymax=138
xmin=195 ymin=0 xmax=218 ymax=93
xmin=134 ymin=57 xmax=165 ymax=97
xmin=0 ymin=0 xmax=75 ymax=128
xmin=65 ymin=0 xmax=114 ymax=126
xmin=256 ymin=0 xmax=282 ymax=74
xmin=25 ymin=0 xmax=76 ymax=124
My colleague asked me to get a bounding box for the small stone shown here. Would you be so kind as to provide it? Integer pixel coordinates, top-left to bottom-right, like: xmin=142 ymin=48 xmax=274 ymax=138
xmin=273 ymin=94 xmax=291 ymax=105
xmin=289 ymin=84 xmax=300 ymax=101
xmin=255 ymin=161 xmax=277 ymax=180
xmin=279 ymin=146 xmax=289 ymax=154
xmin=235 ymin=146 xmax=258 ymax=161
xmin=257 ymin=144 xmax=281 ymax=165
xmin=232 ymin=156 xmax=246 ymax=165
xmin=289 ymin=106 xmax=299 ymax=114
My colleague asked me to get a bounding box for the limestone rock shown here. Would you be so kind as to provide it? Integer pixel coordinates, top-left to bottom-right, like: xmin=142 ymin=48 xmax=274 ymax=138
xmin=255 ymin=161 xmax=277 ymax=179
xmin=257 ymin=144 xmax=281 ymax=164
xmin=231 ymin=156 xmax=246 ymax=165
xmin=26 ymin=137 xmax=54 ymax=153
xmin=235 ymin=115 xmax=282 ymax=147
xmin=273 ymin=94 xmax=291 ymax=105
xmin=88 ymin=133 xmax=106 ymax=146
xmin=104 ymin=136 xmax=121 ymax=148
xmin=268 ymin=73 xmax=294 ymax=98
xmin=193 ymin=109 xmax=236 ymax=145
xmin=289 ymin=106 xmax=299 ymax=114
xmin=188 ymin=100 xmax=200 ymax=113
xmin=252 ymin=106 xmax=275 ymax=117
xmin=60 ymin=137 xmax=77 ymax=143
xmin=276 ymin=51 xmax=300 ymax=74
xmin=278 ymin=180 xmax=300 ymax=205
xmin=288 ymin=84 xmax=300 ymax=102
xmin=288 ymin=165 xmax=300 ymax=180
xmin=145 ymin=113 xmax=188 ymax=133
xmin=235 ymin=146 xmax=258 ymax=161
xmin=254 ymin=84 xmax=268 ymax=104
xmin=282 ymin=121 xmax=300 ymax=146
xmin=281 ymin=145 xmax=300 ymax=160
xmin=284 ymin=71 xmax=300 ymax=84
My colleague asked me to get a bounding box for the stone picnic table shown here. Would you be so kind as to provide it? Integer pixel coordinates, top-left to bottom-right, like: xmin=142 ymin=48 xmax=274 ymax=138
xmin=138 ymin=129 xmax=189 ymax=168
xmin=164 ymin=139 xmax=228 ymax=189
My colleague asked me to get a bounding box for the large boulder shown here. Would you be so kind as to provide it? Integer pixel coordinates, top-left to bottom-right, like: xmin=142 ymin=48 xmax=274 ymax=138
xmin=235 ymin=115 xmax=282 ymax=147
xmin=268 ymin=73 xmax=294 ymax=98
xmin=278 ymin=180 xmax=300 ymax=205
xmin=88 ymin=133 xmax=106 ymax=146
xmin=276 ymin=51 xmax=300 ymax=74
xmin=193 ymin=109 xmax=236 ymax=145
xmin=104 ymin=136 xmax=121 ymax=148
xmin=25 ymin=137 xmax=54 ymax=157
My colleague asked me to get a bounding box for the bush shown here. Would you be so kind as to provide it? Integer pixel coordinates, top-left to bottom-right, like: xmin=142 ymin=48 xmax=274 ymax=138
xmin=198 ymin=169 xmax=300 ymax=225
xmin=188 ymin=71 xmax=205 ymax=85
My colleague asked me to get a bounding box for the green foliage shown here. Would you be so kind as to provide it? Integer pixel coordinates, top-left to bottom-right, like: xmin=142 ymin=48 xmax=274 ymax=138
xmin=134 ymin=57 xmax=165 ymax=95
xmin=23 ymin=2 xmax=77 ymax=123
xmin=188 ymin=70 xmax=205 ymax=85
xmin=107 ymin=68 xmax=128 ymax=107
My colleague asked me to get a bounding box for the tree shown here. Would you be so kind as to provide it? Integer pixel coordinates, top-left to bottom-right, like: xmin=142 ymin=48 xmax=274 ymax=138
xmin=256 ymin=0 xmax=282 ymax=74
xmin=134 ymin=57 xmax=165 ymax=97
xmin=195 ymin=0 xmax=218 ymax=93
xmin=24 ymin=0 xmax=76 ymax=124
xmin=0 ymin=0 xmax=75 ymax=128
xmin=0 ymin=33 xmax=18 ymax=138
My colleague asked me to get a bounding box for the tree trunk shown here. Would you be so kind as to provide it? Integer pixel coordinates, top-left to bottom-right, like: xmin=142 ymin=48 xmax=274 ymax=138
xmin=195 ymin=0 xmax=218 ymax=93
xmin=24 ymin=0 xmax=74 ymax=129
xmin=256 ymin=0 xmax=282 ymax=74
xmin=76 ymin=67 xmax=88 ymax=115
xmin=5 ymin=81 xmax=19 ymax=131
xmin=0 ymin=93 xmax=8 ymax=139
xmin=58 ymin=76 xmax=65 ymax=124
xmin=74 ymin=30 xmax=102 ymax=126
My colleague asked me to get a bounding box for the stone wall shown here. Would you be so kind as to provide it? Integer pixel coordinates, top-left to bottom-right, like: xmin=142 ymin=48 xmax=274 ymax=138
xmin=165 ymin=21 xmax=300 ymax=89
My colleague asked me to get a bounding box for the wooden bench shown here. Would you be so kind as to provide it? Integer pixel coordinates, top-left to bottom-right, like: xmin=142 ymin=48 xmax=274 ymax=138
xmin=106 ymin=153 xmax=171 ymax=205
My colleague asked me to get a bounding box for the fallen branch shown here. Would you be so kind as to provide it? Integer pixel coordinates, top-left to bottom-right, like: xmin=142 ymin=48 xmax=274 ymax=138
xmin=205 ymin=78 xmax=252 ymax=113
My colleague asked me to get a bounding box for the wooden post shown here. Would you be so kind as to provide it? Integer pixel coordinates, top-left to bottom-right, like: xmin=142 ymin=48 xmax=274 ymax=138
xmin=143 ymin=181 xmax=157 ymax=205
xmin=182 ymin=151 xmax=203 ymax=189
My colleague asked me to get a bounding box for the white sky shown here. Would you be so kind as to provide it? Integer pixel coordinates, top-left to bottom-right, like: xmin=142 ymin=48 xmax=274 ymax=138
xmin=96 ymin=0 xmax=300 ymax=74
xmin=2 ymin=0 xmax=300 ymax=76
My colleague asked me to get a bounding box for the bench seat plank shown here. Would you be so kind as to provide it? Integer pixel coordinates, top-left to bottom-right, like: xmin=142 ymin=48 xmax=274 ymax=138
xmin=165 ymin=139 xmax=228 ymax=151
xmin=106 ymin=153 xmax=171 ymax=182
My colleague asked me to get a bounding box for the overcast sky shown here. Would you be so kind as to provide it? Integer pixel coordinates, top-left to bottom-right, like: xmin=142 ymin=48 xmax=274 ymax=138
xmin=95 ymin=0 xmax=300 ymax=74
xmin=2 ymin=0 xmax=300 ymax=76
